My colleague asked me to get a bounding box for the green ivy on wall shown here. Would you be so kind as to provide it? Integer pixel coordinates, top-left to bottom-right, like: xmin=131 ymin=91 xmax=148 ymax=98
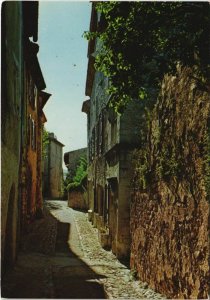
xmin=42 ymin=126 xmax=49 ymax=159
xmin=66 ymin=156 xmax=87 ymax=192
xmin=84 ymin=2 xmax=210 ymax=113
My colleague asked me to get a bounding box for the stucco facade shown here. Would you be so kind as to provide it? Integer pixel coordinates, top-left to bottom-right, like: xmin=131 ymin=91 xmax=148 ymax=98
xmin=83 ymin=4 xmax=143 ymax=260
xmin=44 ymin=133 xmax=64 ymax=199
xmin=1 ymin=2 xmax=50 ymax=274
xmin=21 ymin=40 xmax=51 ymax=229
xmin=1 ymin=1 xmax=23 ymax=273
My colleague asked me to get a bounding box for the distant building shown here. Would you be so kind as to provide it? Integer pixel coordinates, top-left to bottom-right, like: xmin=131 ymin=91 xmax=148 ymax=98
xmin=43 ymin=133 xmax=64 ymax=199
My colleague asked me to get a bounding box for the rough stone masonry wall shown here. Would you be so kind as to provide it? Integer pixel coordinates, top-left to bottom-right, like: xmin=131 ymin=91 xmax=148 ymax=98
xmin=68 ymin=191 xmax=88 ymax=211
xmin=131 ymin=66 xmax=209 ymax=299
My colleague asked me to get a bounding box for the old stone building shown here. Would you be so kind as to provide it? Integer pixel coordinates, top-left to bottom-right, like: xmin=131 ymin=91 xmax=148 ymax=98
xmin=1 ymin=1 xmax=50 ymax=273
xmin=36 ymin=92 xmax=51 ymax=215
xmin=83 ymin=4 xmax=143 ymax=259
xmin=21 ymin=39 xmax=51 ymax=229
xmin=83 ymin=4 xmax=209 ymax=298
xmin=43 ymin=133 xmax=64 ymax=199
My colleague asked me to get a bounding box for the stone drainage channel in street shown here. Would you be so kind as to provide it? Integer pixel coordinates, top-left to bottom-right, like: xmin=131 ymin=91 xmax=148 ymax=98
xmin=2 ymin=200 xmax=166 ymax=299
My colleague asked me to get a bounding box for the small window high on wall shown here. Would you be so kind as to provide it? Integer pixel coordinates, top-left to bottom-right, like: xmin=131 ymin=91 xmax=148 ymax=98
xmin=27 ymin=115 xmax=36 ymax=151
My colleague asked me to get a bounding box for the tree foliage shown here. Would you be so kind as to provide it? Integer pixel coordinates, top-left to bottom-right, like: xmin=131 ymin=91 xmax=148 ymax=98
xmin=84 ymin=2 xmax=210 ymax=113
xmin=42 ymin=126 xmax=49 ymax=159
xmin=66 ymin=156 xmax=87 ymax=192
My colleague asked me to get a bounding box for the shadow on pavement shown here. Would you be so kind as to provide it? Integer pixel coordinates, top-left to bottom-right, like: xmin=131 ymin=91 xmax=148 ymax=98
xmin=44 ymin=200 xmax=65 ymax=211
xmin=53 ymin=220 xmax=107 ymax=299
xmin=1 ymin=204 xmax=107 ymax=299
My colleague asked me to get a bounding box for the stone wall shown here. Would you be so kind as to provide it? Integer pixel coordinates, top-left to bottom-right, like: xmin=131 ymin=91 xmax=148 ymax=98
xmin=68 ymin=191 xmax=88 ymax=211
xmin=131 ymin=66 xmax=209 ymax=299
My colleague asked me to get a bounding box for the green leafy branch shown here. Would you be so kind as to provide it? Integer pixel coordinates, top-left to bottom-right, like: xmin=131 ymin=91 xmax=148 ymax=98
xmin=67 ymin=156 xmax=87 ymax=192
xmin=42 ymin=126 xmax=49 ymax=159
xmin=84 ymin=2 xmax=210 ymax=113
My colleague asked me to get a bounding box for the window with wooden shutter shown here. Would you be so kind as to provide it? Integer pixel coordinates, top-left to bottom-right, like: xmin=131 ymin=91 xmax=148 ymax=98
xmin=29 ymin=75 xmax=35 ymax=109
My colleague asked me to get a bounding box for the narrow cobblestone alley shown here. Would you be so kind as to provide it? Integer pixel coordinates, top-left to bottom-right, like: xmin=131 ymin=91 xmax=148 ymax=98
xmin=2 ymin=200 xmax=165 ymax=299
xmin=2 ymin=3 xmax=209 ymax=299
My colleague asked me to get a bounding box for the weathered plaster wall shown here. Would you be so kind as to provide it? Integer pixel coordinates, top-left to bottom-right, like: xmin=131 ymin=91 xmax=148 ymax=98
xmin=89 ymin=71 xmax=109 ymax=136
xmin=86 ymin=33 xmax=145 ymax=259
xmin=26 ymin=92 xmax=38 ymax=218
xmin=120 ymin=99 xmax=145 ymax=146
xmin=1 ymin=2 xmax=23 ymax=272
xmin=44 ymin=135 xmax=64 ymax=199
xmin=131 ymin=66 xmax=209 ymax=299
xmin=36 ymin=97 xmax=45 ymax=215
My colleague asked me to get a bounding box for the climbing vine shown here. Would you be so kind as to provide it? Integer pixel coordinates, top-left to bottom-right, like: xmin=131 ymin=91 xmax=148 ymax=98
xmin=42 ymin=126 xmax=49 ymax=159
xmin=84 ymin=2 xmax=210 ymax=113
xmin=66 ymin=156 xmax=87 ymax=192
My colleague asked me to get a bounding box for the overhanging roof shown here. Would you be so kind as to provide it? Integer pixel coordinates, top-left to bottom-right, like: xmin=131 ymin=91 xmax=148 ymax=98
xmin=39 ymin=91 xmax=51 ymax=109
xmin=82 ymin=99 xmax=90 ymax=114
xmin=41 ymin=111 xmax=47 ymax=123
xmin=25 ymin=40 xmax=46 ymax=90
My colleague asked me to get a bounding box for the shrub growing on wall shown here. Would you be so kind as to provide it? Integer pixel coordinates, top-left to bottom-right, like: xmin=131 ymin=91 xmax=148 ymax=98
xmin=42 ymin=126 xmax=49 ymax=159
xmin=66 ymin=156 xmax=87 ymax=193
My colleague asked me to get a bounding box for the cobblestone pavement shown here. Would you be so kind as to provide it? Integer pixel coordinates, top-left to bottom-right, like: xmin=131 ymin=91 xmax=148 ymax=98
xmin=2 ymin=201 xmax=105 ymax=299
xmin=2 ymin=200 xmax=166 ymax=299
xmin=48 ymin=200 xmax=166 ymax=299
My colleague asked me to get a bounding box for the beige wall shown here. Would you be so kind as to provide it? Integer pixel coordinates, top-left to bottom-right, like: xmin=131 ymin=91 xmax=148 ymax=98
xmin=44 ymin=135 xmax=64 ymax=199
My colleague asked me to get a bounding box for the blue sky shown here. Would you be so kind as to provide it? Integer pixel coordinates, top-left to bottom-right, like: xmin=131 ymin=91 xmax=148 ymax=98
xmin=37 ymin=1 xmax=91 ymax=169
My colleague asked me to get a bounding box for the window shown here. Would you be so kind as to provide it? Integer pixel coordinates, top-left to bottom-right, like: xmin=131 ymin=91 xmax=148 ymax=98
xmin=27 ymin=115 xmax=31 ymax=145
xmin=34 ymin=86 xmax=37 ymax=109
xmin=28 ymin=74 xmax=35 ymax=109
xmin=32 ymin=121 xmax=37 ymax=151
xmin=28 ymin=115 xmax=36 ymax=151
xmin=99 ymin=113 xmax=104 ymax=156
